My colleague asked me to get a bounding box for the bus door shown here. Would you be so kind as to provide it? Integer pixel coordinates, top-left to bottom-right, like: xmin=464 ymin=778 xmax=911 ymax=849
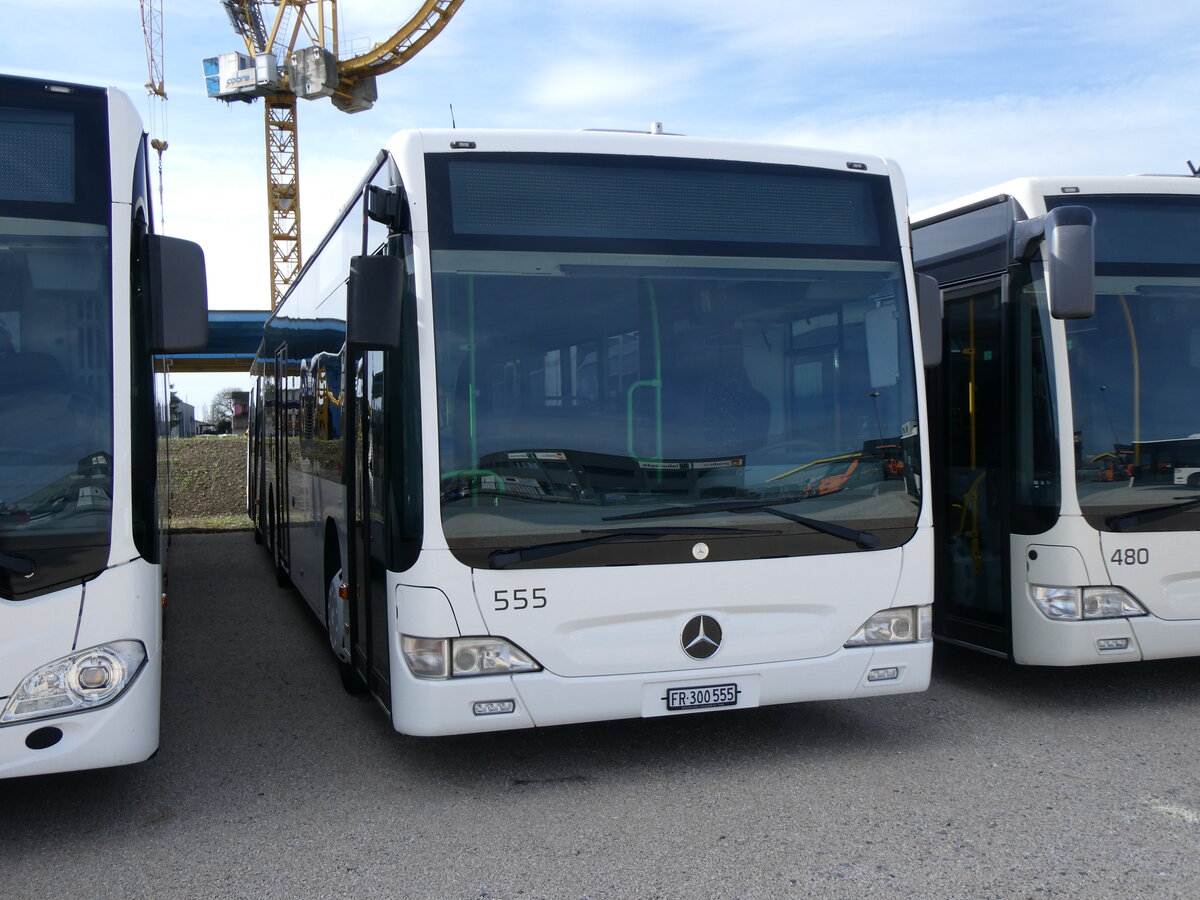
xmin=348 ymin=351 xmax=392 ymax=705
xmin=937 ymin=281 xmax=1012 ymax=655
xmin=273 ymin=344 xmax=291 ymax=576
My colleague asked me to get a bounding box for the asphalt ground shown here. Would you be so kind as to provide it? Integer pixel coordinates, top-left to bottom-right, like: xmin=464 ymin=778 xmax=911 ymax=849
xmin=3 ymin=531 xmax=1200 ymax=899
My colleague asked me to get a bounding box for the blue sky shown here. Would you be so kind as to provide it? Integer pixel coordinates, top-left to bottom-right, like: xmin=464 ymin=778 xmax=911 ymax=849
xmin=6 ymin=1 xmax=1200 ymax=408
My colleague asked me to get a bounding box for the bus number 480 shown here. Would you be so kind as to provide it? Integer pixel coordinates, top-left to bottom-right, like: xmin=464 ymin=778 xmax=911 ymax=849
xmin=1111 ymin=548 xmax=1149 ymax=566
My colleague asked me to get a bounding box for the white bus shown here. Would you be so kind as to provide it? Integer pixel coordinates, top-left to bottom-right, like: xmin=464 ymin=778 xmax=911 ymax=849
xmin=0 ymin=74 xmax=207 ymax=777
xmin=914 ymin=175 xmax=1200 ymax=665
xmin=249 ymin=129 xmax=940 ymax=735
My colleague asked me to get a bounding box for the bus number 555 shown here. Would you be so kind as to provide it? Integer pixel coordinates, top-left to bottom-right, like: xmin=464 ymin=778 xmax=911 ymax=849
xmin=494 ymin=588 xmax=548 ymax=611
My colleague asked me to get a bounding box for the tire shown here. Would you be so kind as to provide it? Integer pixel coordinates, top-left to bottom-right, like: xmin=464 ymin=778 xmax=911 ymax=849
xmin=338 ymin=661 xmax=366 ymax=696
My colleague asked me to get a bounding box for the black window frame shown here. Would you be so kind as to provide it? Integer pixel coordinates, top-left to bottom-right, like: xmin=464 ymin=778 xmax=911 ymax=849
xmin=0 ymin=75 xmax=110 ymax=225
xmin=1045 ymin=192 xmax=1200 ymax=275
xmin=425 ymin=151 xmax=902 ymax=261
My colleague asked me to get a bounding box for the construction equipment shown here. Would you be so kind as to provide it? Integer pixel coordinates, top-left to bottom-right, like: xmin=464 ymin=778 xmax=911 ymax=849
xmin=138 ymin=0 xmax=169 ymax=229
xmin=204 ymin=1 xmax=465 ymax=307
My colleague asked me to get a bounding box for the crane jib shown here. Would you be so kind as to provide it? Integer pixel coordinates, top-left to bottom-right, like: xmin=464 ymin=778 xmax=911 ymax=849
xmin=201 ymin=0 xmax=466 ymax=307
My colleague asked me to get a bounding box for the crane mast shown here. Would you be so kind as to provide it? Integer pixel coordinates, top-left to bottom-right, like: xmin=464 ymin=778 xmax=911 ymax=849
xmin=204 ymin=0 xmax=464 ymax=307
xmin=264 ymin=92 xmax=301 ymax=310
xmin=139 ymin=0 xmax=169 ymax=230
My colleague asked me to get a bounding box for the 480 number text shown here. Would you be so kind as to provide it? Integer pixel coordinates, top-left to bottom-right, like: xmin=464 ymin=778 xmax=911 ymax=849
xmin=1110 ymin=548 xmax=1150 ymax=566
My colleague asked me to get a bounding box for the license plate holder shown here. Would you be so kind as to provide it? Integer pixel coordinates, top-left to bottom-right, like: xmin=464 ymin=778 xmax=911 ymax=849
xmin=664 ymin=682 xmax=740 ymax=711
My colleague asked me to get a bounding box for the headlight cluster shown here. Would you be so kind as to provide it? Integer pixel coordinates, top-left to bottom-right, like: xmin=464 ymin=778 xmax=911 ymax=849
xmin=1030 ymin=585 xmax=1147 ymax=621
xmin=401 ymin=635 xmax=540 ymax=679
xmin=1 ymin=641 xmax=147 ymax=725
xmin=845 ymin=606 xmax=932 ymax=647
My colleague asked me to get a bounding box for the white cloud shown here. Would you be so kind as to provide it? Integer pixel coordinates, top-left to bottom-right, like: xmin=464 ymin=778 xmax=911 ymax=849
xmin=678 ymin=0 xmax=971 ymax=53
xmin=524 ymin=57 xmax=694 ymax=111
xmin=770 ymin=75 xmax=1200 ymax=211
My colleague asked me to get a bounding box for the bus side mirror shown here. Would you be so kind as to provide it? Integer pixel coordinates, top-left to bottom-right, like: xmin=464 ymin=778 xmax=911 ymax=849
xmin=917 ymin=273 xmax=942 ymax=368
xmin=145 ymin=234 xmax=208 ymax=353
xmin=1044 ymin=205 xmax=1095 ymax=320
xmin=347 ymin=254 xmax=403 ymax=351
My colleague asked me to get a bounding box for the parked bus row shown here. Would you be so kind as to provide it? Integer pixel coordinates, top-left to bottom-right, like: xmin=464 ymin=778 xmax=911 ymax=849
xmin=4 ymin=72 xmax=1200 ymax=777
xmin=245 ymin=125 xmax=1200 ymax=735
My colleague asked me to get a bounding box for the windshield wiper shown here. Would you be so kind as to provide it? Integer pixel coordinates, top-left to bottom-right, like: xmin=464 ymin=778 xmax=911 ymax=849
xmin=0 ymin=552 xmax=35 ymax=578
xmin=487 ymin=525 xmax=779 ymax=569
xmin=1107 ymin=496 xmax=1200 ymax=531
xmin=602 ymin=497 xmax=879 ymax=550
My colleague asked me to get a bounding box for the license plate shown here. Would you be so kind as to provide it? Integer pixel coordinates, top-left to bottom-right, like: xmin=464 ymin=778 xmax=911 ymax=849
xmin=665 ymin=683 xmax=740 ymax=711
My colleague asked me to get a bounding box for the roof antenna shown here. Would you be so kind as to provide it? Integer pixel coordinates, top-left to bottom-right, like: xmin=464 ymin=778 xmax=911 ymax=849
xmin=450 ymin=104 xmax=457 ymax=129
xmin=1188 ymin=160 xmax=1199 ymax=177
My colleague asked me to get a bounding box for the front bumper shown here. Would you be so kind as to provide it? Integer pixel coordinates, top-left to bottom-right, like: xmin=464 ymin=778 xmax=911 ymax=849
xmin=390 ymin=641 xmax=931 ymax=737
xmin=0 ymin=650 xmax=160 ymax=779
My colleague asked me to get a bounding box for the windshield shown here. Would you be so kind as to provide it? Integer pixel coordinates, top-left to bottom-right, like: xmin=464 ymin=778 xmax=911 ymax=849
xmin=1057 ymin=195 xmax=1200 ymax=532
xmin=0 ymin=218 xmax=114 ymax=594
xmin=430 ymin=152 xmax=921 ymax=568
xmin=433 ymin=256 xmax=921 ymax=566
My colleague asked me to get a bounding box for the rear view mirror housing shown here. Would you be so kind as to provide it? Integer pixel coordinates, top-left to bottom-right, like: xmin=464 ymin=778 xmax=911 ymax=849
xmin=145 ymin=234 xmax=208 ymax=353
xmin=347 ymin=255 xmax=404 ymax=351
xmin=916 ymin=273 xmax=942 ymax=368
xmin=1043 ymin=205 xmax=1096 ymax=320
xmin=1013 ymin=205 xmax=1096 ymax=321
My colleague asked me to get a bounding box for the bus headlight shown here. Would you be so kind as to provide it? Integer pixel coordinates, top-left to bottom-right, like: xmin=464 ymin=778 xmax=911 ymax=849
xmin=400 ymin=637 xmax=450 ymax=679
xmin=844 ymin=606 xmax=932 ymax=647
xmin=401 ymin=635 xmax=541 ymax=680
xmin=0 ymin=641 xmax=147 ymax=724
xmin=1030 ymin=585 xmax=1148 ymax=621
xmin=451 ymin=638 xmax=539 ymax=677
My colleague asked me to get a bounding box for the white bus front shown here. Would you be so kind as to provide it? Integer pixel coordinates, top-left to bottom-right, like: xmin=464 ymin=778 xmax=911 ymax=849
xmin=0 ymin=75 xmax=205 ymax=778
xmin=371 ymin=135 xmax=933 ymax=734
xmin=1040 ymin=186 xmax=1200 ymax=664
xmin=0 ymin=77 xmax=161 ymax=778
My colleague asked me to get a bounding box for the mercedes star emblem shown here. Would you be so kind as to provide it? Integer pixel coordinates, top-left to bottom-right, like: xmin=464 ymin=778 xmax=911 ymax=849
xmin=681 ymin=614 xmax=722 ymax=660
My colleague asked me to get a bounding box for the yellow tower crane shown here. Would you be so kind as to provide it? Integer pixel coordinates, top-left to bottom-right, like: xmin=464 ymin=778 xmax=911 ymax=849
xmin=204 ymin=1 xmax=465 ymax=307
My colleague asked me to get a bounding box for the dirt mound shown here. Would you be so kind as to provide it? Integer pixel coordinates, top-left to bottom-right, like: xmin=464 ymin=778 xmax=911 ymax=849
xmin=169 ymin=436 xmax=250 ymax=531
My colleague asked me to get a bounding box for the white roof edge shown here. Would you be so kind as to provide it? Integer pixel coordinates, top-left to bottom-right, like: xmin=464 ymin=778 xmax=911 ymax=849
xmin=916 ymin=174 xmax=1200 ymax=224
xmin=383 ymin=127 xmax=897 ymax=176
